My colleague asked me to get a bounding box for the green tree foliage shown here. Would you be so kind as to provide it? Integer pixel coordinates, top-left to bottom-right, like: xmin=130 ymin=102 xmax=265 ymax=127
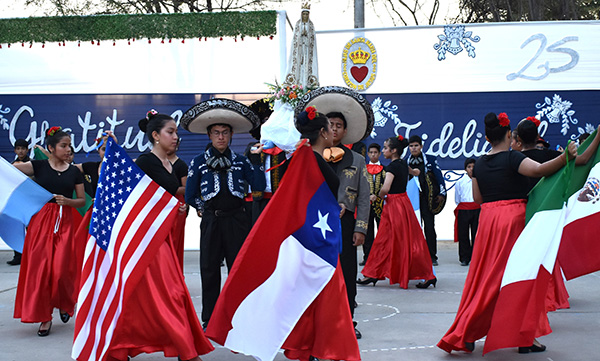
xmin=23 ymin=0 xmax=277 ymax=15
xmin=455 ymin=0 xmax=600 ymax=23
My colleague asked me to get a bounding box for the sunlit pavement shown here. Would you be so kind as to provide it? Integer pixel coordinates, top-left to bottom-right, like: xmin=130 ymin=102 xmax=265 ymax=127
xmin=1 ymin=242 xmax=598 ymax=361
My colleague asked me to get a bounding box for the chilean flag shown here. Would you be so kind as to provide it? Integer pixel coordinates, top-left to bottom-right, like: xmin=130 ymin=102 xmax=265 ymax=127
xmin=206 ymin=145 xmax=360 ymax=361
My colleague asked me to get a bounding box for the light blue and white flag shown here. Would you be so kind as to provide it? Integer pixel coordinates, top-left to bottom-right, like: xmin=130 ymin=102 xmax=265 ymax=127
xmin=0 ymin=156 xmax=53 ymax=252
xmin=407 ymin=177 xmax=421 ymax=221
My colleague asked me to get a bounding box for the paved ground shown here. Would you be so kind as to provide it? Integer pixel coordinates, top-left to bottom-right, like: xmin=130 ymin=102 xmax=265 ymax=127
xmin=1 ymin=242 xmax=598 ymax=361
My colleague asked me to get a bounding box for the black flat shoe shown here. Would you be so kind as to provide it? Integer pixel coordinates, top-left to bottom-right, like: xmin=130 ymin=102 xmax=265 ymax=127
xmin=518 ymin=343 xmax=546 ymax=353
xmin=353 ymin=321 xmax=361 ymax=339
xmin=38 ymin=321 xmax=52 ymax=337
xmin=6 ymin=258 xmax=21 ymax=266
xmin=416 ymin=278 xmax=437 ymax=289
xmin=60 ymin=311 xmax=70 ymax=323
xmin=465 ymin=342 xmax=475 ymax=352
xmin=357 ymin=277 xmax=378 ymax=286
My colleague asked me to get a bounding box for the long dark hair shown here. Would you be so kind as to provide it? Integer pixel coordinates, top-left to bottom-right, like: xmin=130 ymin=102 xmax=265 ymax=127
xmin=138 ymin=110 xmax=174 ymax=143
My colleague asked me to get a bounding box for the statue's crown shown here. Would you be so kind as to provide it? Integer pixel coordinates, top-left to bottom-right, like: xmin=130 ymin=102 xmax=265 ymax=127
xmin=301 ymin=2 xmax=311 ymax=11
xmin=349 ymin=47 xmax=370 ymax=65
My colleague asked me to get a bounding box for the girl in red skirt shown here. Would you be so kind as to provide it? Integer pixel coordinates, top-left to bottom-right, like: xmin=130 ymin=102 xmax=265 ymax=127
xmin=104 ymin=111 xmax=213 ymax=361
xmin=357 ymin=135 xmax=436 ymax=289
xmin=438 ymin=112 xmax=577 ymax=354
xmin=13 ymin=126 xmax=85 ymax=336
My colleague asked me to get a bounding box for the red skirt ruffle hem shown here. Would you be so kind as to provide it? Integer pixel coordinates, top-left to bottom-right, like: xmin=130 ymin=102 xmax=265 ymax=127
xmin=438 ymin=199 xmax=551 ymax=353
xmin=283 ymin=262 xmax=360 ymax=361
xmin=361 ymin=193 xmax=434 ymax=289
xmin=106 ymin=235 xmax=214 ymax=360
xmin=14 ymin=203 xmax=77 ymax=322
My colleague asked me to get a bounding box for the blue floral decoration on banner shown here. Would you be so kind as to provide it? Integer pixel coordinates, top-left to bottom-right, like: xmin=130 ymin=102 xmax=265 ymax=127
xmin=434 ymin=25 xmax=480 ymax=61
xmin=0 ymin=105 xmax=10 ymax=131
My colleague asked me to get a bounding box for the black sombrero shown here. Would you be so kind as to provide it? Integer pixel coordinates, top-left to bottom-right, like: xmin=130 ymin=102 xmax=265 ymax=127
xmin=294 ymin=86 xmax=374 ymax=144
xmin=181 ymin=98 xmax=260 ymax=134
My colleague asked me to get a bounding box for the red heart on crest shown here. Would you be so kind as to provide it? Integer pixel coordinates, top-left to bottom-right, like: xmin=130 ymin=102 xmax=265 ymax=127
xmin=350 ymin=66 xmax=369 ymax=83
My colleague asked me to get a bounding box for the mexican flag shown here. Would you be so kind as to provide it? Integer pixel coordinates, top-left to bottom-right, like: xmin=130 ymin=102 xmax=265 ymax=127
xmin=559 ymin=165 xmax=600 ymax=279
xmin=484 ymin=131 xmax=600 ymax=354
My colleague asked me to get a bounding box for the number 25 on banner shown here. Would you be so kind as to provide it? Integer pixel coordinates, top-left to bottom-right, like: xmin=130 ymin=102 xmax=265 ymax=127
xmin=507 ymin=34 xmax=579 ymax=81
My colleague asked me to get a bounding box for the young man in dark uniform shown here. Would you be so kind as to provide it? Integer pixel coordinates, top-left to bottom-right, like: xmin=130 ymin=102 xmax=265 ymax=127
xmin=183 ymin=99 xmax=266 ymax=329
xmin=407 ymin=135 xmax=446 ymax=266
xmin=361 ymin=143 xmax=386 ymax=266
xmin=327 ymin=111 xmax=370 ymax=340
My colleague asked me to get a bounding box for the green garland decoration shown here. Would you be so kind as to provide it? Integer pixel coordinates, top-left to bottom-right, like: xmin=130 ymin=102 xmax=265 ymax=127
xmin=0 ymin=11 xmax=277 ymax=44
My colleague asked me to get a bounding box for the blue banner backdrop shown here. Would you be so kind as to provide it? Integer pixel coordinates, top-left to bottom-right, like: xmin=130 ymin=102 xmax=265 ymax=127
xmin=1 ymin=90 xmax=599 ymax=169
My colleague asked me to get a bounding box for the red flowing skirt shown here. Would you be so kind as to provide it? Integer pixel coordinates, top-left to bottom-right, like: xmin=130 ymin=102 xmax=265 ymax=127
xmin=73 ymin=205 xmax=93 ymax=296
xmin=361 ymin=193 xmax=434 ymax=289
xmin=106 ymin=236 xmax=214 ymax=360
xmin=438 ymin=199 xmax=551 ymax=353
xmin=14 ymin=203 xmax=77 ymax=322
xmin=170 ymin=194 xmax=187 ymax=271
xmin=282 ymin=262 xmax=360 ymax=361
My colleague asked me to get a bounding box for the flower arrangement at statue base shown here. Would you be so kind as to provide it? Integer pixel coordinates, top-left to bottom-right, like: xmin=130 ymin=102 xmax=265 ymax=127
xmin=260 ymin=81 xmax=314 ymax=152
xmin=265 ymin=81 xmax=312 ymax=108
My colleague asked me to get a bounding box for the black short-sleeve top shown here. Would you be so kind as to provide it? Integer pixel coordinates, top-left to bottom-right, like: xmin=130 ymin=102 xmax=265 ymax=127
xmin=135 ymin=153 xmax=180 ymax=196
xmin=472 ymin=150 xmax=528 ymax=203
xmin=171 ymin=158 xmax=188 ymax=187
xmin=386 ymin=159 xmax=409 ymax=194
xmin=31 ymin=159 xmax=83 ymax=199
xmin=522 ymin=148 xmax=562 ymax=193
xmin=81 ymin=161 xmax=101 ymax=197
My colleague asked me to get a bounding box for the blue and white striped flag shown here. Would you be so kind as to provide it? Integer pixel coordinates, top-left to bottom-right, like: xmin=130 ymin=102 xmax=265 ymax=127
xmin=0 ymin=156 xmax=53 ymax=252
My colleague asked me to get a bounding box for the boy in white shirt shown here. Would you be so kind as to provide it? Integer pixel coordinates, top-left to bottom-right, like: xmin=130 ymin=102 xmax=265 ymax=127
xmin=453 ymin=158 xmax=480 ymax=266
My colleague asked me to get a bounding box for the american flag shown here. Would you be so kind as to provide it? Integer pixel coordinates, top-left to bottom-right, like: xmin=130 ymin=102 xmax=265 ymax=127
xmin=72 ymin=139 xmax=179 ymax=361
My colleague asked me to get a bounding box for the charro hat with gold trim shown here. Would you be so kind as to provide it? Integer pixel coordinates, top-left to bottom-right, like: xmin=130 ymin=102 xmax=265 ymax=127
xmin=181 ymin=98 xmax=260 ymax=134
xmin=294 ymin=86 xmax=374 ymax=144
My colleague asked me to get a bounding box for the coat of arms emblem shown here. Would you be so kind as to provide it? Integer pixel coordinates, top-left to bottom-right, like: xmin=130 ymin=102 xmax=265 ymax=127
xmin=434 ymin=25 xmax=480 ymax=61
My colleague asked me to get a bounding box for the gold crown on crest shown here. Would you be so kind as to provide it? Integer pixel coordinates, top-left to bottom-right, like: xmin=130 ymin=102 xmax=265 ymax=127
xmin=301 ymin=2 xmax=311 ymax=11
xmin=349 ymin=47 xmax=370 ymax=64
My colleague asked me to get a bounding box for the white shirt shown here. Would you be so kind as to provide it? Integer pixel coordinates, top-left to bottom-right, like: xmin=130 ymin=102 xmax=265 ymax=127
xmin=455 ymin=174 xmax=474 ymax=204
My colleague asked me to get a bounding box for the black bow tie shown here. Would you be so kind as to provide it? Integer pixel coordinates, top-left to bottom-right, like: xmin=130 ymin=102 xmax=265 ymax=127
xmin=206 ymin=154 xmax=232 ymax=171
xmin=409 ymin=156 xmax=423 ymax=165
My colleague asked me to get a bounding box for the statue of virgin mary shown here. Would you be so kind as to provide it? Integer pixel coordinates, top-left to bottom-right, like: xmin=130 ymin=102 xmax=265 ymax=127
xmin=283 ymin=3 xmax=319 ymax=88
xmin=260 ymin=3 xmax=319 ymax=152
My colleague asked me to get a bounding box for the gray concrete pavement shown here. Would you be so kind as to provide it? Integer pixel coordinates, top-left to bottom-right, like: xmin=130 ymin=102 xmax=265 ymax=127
xmin=1 ymin=242 xmax=598 ymax=361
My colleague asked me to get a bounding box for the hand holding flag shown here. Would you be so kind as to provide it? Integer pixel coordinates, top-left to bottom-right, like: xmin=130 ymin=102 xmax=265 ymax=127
xmin=72 ymin=139 xmax=180 ymax=361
